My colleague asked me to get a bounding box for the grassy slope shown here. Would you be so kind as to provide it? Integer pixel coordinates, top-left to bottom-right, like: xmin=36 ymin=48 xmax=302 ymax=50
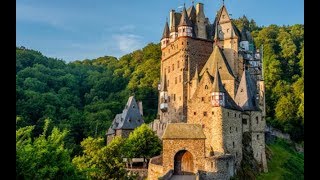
xmin=257 ymin=139 xmax=304 ymax=180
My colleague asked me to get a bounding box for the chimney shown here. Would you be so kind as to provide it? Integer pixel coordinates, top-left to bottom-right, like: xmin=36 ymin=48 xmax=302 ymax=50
xmin=196 ymin=3 xmax=204 ymax=16
xmin=169 ymin=10 xmax=175 ymax=30
xmin=138 ymin=101 xmax=143 ymax=116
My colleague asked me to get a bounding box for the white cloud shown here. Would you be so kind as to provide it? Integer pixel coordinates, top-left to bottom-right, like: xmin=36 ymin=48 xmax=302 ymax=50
xmin=112 ymin=34 xmax=143 ymax=54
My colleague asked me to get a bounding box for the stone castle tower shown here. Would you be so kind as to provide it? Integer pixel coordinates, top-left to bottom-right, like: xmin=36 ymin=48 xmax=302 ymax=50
xmin=148 ymin=2 xmax=267 ymax=179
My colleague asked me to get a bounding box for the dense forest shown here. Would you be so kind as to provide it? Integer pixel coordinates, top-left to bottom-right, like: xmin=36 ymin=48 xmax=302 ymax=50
xmin=16 ymin=16 xmax=303 ymax=179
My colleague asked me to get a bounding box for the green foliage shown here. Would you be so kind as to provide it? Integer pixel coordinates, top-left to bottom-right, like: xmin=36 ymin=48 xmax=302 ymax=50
xmin=16 ymin=43 xmax=161 ymax=155
xmin=243 ymin=22 xmax=304 ymax=142
xmin=16 ymin=119 xmax=81 ymax=179
xmin=257 ymin=139 xmax=304 ymax=180
xmin=72 ymin=136 xmax=131 ymax=179
xmin=123 ymin=124 xmax=162 ymax=160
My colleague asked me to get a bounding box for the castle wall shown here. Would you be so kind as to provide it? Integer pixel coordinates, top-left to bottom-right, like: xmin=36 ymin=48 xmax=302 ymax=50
xmin=162 ymin=139 xmax=206 ymax=174
xmin=115 ymin=129 xmax=133 ymax=139
xmin=221 ymin=108 xmax=243 ymax=168
xmin=149 ymin=119 xmax=167 ymax=138
xmin=251 ymin=132 xmax=268 ymax=172
xmin=160 ymin=37 xmax=213 ymax=123
xmin=148 ymin=160 xmax=164 ymax=180
xmin=187 ymin=73 xmax=213 ymax=157
xmin=242 ymin=113 xmax=250 ymax=132
xmin=250 ymin=111 xmax=265 ymax=132
xmin=249 ymin=111 xmax=267 ymax=172
xmin=106 ymin=134 xmax=115 ymax=144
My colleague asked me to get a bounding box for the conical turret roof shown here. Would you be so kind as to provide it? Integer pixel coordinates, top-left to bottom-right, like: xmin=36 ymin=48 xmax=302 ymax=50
xmin=212 ymin=65 xmax=225 ymax=93
xmin=235 ymin=70 xmax=260 ymax=111
xmin=162 ymin=20 xmax=170 ymax=39
xmin=179 ymin=5 xmax=191 ymax=26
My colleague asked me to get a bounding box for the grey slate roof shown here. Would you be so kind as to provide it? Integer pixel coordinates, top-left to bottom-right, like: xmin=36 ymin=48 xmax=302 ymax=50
xmin=235 ymin=70 xmax=260 ymax=111
xmin=240 ymin=28 xmax=248 ymax=41
xmin=106 ymin=96 xmax=144 ymax=135
xmin=162 ymin=21 xmax=170 ymax=39
xmin=212 ymin=68 xmax=242 ymax=111
xmin=200 ymin=45 xmax=235 ymax=80
xmin=212 ymin=66 xmax=225 ymax=93
xmin=179 ymin=6 xmax=191 ymax=26
xmin=206 ymin=23 xmax=214 ymax=40
xmin=187 ymin=5 xmax=196 ymax=25
xmin=170 ymin=12 xmax=181 ymax=32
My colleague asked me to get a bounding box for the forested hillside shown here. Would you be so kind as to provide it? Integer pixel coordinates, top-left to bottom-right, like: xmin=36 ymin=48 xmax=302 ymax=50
xmin=16 ymin=43 xmax=161 ymax=155
xmin=16 ymin=18 xmax=303 ymax=179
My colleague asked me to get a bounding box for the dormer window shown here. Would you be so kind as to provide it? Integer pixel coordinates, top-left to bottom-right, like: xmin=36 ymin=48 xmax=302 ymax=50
xmin=132 ymin=105 xmax=135 ymax=108
xmin=222 ymin=15 xmax=225 ymax=19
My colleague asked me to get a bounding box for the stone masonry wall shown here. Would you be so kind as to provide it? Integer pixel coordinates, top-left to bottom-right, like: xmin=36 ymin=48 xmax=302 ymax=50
xmin=148 ymin=162 xmax=163 ymax=180
xmin=250 ymin=111 xmax=265 ymax=132
xmin=249 ymin=111 xmax=267 ymax=172
xmin=162 ymin=139 xmax=206 ymax=174
xmin=222 ymin=108 xmax=243 ymax=168
xmin=106 ymin=134 xmax=115 ymax=145
xmin=242 ymin=113 xmax=250 ymax=133
xmin=187 ymin=72 xmax=214 ymax=157
xmin=251 ymin=132 xmax=268 ymax=172
xmin=160 ymin=37 xmax=213 ymax=123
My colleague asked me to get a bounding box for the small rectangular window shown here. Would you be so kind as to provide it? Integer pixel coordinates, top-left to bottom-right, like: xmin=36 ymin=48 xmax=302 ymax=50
xmin=201 ymin=97 xmax=205 ymax=102
xmin=194 ymin=112 xmax=197 ymax=115
xmin=173 ymin=94 xmax=176 ymax=101
xmin=179 ymin=75 xmax=181 ymax=83
xmin=257 ymin=134 xmax=260 ymax=140
xmin=172 ymin=64 xmax=174 ymax=71
xmin=242 ymin=119 xmax=247 ymax=125
xmin=175 ymin=77 xmax=177 ymax=84
xmin=203 ymin=112 xmax=207 ymax=116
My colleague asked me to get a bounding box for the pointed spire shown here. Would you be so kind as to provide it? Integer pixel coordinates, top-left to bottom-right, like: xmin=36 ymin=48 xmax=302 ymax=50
xmin=179 ymin=4 xmax=191 ymax=26
xmin=193 ymin=63 xmax=199 ymax=82
xmin=213 ymin=19 xmax=219 ymax=43
xmin=162 ymin=19 xmax=170 ymax=39
xmin=212 ymin=64 xmax=225 ymax=93
xmin=235 ymin=70 xmax=259 ymax=111
xmin=240 ymin=27 xmax=248 ymax=41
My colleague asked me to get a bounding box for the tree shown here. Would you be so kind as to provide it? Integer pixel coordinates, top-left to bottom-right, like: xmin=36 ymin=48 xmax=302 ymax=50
xmin=16 ymin=119 xmax=81 ymax=179
xmin=72 ymin=136 xmax=134 ymax=180
xmin=123 ymin=124 xmax=162 ymax=168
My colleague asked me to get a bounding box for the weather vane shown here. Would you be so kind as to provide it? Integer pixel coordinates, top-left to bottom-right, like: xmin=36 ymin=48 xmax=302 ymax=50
xmin=223 ymin=0 xmax=225 ymax=5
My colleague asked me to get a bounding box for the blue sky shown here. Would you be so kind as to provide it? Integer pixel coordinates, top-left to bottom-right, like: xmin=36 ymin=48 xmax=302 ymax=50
xmin=16 ymin=0 xmax=304 ymax=62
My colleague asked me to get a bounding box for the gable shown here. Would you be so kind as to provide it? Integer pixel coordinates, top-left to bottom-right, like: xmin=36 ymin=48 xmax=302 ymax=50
xmin=218 ymin=6 xmax=231 ymax=23
xmin=190 ymin=71 xmax=213 ymax=100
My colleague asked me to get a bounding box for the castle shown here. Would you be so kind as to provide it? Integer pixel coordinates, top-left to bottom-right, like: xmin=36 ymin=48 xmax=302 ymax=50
xmin=148 ymin=2 xmax=267 ymax=179
xmin=106 ymin=96 xmax=144 ymax=144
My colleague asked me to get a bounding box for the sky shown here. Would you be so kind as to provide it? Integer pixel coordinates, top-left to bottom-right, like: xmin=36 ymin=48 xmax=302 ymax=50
xmin=16 ymin=0 xmax=304 ymax=62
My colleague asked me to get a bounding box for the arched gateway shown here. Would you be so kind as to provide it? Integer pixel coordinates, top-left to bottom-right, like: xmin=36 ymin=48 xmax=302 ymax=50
xmin=174 ymin=150 xmax=194 ymax=175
